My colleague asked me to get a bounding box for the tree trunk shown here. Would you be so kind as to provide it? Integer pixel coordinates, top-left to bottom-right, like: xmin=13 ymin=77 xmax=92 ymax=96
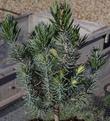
xmin=53 ymin=105 xmax=60 ymax=121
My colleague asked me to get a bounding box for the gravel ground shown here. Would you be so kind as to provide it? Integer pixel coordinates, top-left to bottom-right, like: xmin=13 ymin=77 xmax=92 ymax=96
xmin=0 ymin=99 xmax=27 ymax=121
xmin=0 ymin=0 xmax=110 ymax=25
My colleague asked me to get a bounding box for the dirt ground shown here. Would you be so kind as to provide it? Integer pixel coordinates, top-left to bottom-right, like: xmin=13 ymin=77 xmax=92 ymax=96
xmin=0 ymin=0 xmax=110 ymax=25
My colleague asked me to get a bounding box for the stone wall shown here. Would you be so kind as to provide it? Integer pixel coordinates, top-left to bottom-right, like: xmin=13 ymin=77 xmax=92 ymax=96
xmin=0 ymin=0 xmax=110 ymax=25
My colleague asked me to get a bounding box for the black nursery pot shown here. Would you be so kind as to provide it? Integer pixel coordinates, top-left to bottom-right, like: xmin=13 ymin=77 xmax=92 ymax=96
xmin=28 ymin=116 xmax=85 ymax=121
xmin=28 ymin=118 xmax=43 ymax=121
xmin=104 ymin=106 xmax=110 ymax=118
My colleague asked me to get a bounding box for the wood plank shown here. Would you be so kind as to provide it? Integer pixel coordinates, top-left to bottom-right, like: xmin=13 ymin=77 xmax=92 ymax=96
xmin=0 ymin=64 xmax=17 ymax=79
xmin=0 ymin=90 xmax=26 ymax=110
xmin=86 ymin=26 xmax=110 ymax=42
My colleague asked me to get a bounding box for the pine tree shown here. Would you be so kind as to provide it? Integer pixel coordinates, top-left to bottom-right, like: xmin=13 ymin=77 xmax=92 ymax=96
xmin=1 ymin=1 xmax=105 ymax=121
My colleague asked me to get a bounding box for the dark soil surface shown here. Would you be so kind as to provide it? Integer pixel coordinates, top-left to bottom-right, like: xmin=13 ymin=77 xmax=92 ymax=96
xmin=29 ymin=117 xmax=85 ymax=121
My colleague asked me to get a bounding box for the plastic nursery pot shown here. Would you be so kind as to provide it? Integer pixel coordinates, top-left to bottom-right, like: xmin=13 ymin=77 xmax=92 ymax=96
xmin=28 ymin=118 xmax=43 ymax=121
xmin=28 ymin=116 xmax=85 ymax=121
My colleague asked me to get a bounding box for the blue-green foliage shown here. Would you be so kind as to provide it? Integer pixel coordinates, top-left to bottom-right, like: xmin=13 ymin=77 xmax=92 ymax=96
xmin=1 ymin=1 xmax=105 ymax=120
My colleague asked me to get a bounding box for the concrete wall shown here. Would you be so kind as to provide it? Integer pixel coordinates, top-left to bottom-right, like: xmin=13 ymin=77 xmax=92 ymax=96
xmin=0 ymin=0 xmax=110 ymax=25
